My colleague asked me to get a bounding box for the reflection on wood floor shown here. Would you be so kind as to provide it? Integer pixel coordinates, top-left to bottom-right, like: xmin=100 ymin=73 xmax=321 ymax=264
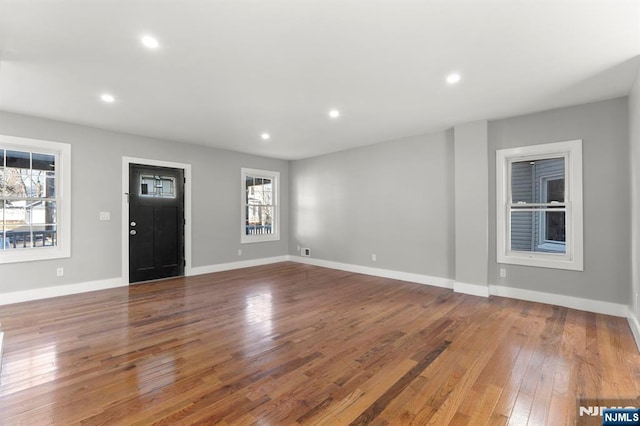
xmin=1 ymin=262 xmax=639 ymax=425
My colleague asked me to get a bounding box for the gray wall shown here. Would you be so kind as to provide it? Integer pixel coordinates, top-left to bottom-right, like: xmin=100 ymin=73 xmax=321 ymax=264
xmin=289 ymin=131 xmax=455 ymax=279
xmin=1 ymin=97 xmax=631 ymax=307
xmin=629 ymin=71 xmax=640 ymax=317
xmin=0 ymin=111 xmax=289 ymax=293
xmin=454 ymin=121 xmax=488 ymax=287
xmin=488 ymin=98 xmax=630 ymax=304
xmin=289 ymin=98 xmax=630 ymax=305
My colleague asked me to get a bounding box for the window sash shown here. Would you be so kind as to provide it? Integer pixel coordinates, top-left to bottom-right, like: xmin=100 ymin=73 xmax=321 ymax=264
xmin=1 ymin=148 xmax=60 ymax=250
xmin=505 ymin=206 xmax=571 ymax=257
xmin=507 ymin=155 xmax=568 ymax=204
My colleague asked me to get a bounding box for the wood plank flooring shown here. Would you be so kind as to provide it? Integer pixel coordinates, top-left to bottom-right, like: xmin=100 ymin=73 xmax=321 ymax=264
xmin=0 ymin=262 xmax=638 ymax=425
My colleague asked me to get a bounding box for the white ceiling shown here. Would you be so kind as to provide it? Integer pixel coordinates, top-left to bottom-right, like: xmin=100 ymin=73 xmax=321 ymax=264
xmin=0 ymin=0 xmax=638 ymax=160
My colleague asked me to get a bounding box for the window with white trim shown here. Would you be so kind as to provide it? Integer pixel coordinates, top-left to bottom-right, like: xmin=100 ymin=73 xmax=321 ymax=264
xmin=241 ymin=168 xmax=279 ymax=243
xmin=496 ymin=140 xmax=583 ymax=270
xmin=0 ymin=135 xmax=71 ymax=263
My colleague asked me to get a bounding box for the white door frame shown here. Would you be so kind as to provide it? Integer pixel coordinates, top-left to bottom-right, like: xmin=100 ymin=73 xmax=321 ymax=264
xmin=122 ymin=156 xmax=193 ymax=284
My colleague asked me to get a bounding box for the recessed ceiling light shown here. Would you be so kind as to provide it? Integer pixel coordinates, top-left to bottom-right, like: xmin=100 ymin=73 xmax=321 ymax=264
xmin=446 ymin=73 xmax=461 ymax=85
xmin=141 ymin=35 xmax=160 ymax=49
xmin=261 ymin=133 xmax=270 ymax=140
xmin=329 ymin=109 xmax=340 ymax=118
xmin=100 ymin=93 xmax=115 ymax=103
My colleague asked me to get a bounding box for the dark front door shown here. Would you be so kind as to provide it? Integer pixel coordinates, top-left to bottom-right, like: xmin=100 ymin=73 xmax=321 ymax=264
xmin=129 ymin=163 xmax=185 ymax=283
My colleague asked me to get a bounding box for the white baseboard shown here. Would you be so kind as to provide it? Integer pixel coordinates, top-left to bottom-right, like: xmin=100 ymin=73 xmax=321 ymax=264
xmin=489 ymin=285 xmax=628 ymax=318
xmin=0 ymin=256 xmax=289 ymax=306
xmin=288 ymin=256 xmax=628 ymax=320
xmin=188 ymin=255 xmax=291 ymax=276
xmin=0 ymin=277 xmax=126 ymax=306
xmin=0 ymin=253 xmax=632 ymax=337
xmin=454 ymin=281 xmax=490 ymax=297
xmin=289 ymin=255 xmax=454 ymax=289
xmin=628 ymin=308 xmax=640 ymax=352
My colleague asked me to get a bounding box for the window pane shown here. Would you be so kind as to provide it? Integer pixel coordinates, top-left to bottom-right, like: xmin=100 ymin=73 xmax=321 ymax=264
xmin=5 ymin=200 xmax=28 ymax=227
xmin=6 ymin=230 xmax=32 ymax=249
xmin=32 ymin=153 xmax=55 ymax=171
xmin=247 ymin=176 xmax=262 ymax=205
xmin=247 ymin=193 xmax=259 ymax=205
xmin=0 ymin=200 xmax=4 ymax=250
xmin=6 ymin=150 xmax=30 ymax=168
xmin=139 ymin=175 xmax=175 ymax=198
xmin=247 ymin=205 xmax=260 ymax=235
xmin=4 ymin=168 xmax=31 ymax=197
xmin=545 ymin=211 xmax=565 ymax=242
xmin=511 ymin=162 xmax=534 ymax=203
xmin=45 ymin=171 xmax=56 ymax=198
xmin=263 ymin=178 xmax=272 ymax=191
xmin=245 ymin=177 xmax=252 ymax=204
xmin=0 ymin=150 xmax=4 ymax=196
xmin=31 ymin=202 xmax=46 ymax=225
xmin=4 ymin=200 xmax=29 ymax=249
xmin=510 ymin=210 xmax=566 ymax=254
xmin=33 ymin=225 xmax=56 ymax=247
xmin=261 ymin=206 xmax=273 ymax=228
xmin=511 ymin=210 xmax=534 ymax=251
xmin=511 ymin=157 xmax=564 ymax=203
xmin=258 ymin=185 xmax=266 ymax=204
xmin=31 ymin=201 xmax=56 ymax=226
xmin=248 ymin=205 xmax=259 ymax=224
xmin=31 ymin=170 xmax=48 ymax=198
xmin=262 ymin=179 xmax=272 ymax=205
xmin=545 ymin=178 xmax=564 ymax=203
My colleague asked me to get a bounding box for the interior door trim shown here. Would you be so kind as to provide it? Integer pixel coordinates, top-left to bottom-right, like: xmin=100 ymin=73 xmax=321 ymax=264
xmin=121 ymin=156 xmax=193 ymax=284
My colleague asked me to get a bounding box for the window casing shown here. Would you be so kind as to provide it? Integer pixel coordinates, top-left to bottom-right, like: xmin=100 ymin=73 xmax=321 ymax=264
xmin=0 ymin=135 xmax=71 ymax=263
xmin=496 ymin=140 xmax=583 ymax=271
xmin=241 ymin=168 xmax=280 ymax=244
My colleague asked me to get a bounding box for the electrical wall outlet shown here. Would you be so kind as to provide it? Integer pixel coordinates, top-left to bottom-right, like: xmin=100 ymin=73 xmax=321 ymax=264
xmin=301 ymin=248 xmax=311 ymax=257
xmin=99 ymin=211 xmax=110 ymax=221
xmin=499 ymin=268 xmax=507 ymax=278
xmin=56 ymin=267 xmax=64 ymax=277
xmin=371 ymin=253 xmax=377 ymax=262
xmin=237 ymin=249 xmax=242 ymax=256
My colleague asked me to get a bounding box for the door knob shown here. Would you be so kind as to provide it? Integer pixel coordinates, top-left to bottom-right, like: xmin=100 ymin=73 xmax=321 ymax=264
xmin=130 ymin=221 xmax=136 ymax=227
xmin=130 ymin=230 xmax=137 ymax=235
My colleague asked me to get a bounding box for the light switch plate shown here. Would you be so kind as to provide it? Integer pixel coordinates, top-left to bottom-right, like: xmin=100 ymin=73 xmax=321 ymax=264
xmin=99 ymin=212 xmax=111 ymax=221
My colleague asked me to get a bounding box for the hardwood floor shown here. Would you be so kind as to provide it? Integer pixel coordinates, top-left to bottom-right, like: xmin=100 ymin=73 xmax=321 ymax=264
xmin=0 ymin=262 xmax=638 ymax=425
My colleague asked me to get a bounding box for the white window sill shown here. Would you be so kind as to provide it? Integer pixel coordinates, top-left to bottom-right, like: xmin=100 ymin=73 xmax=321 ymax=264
xmin=499 ymin=251 xmax=583 ymax=271
xmin=0 ymin=247 xmax=70 ymax=264
xmin=241 ymin=234 xmax=280 ymax=244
